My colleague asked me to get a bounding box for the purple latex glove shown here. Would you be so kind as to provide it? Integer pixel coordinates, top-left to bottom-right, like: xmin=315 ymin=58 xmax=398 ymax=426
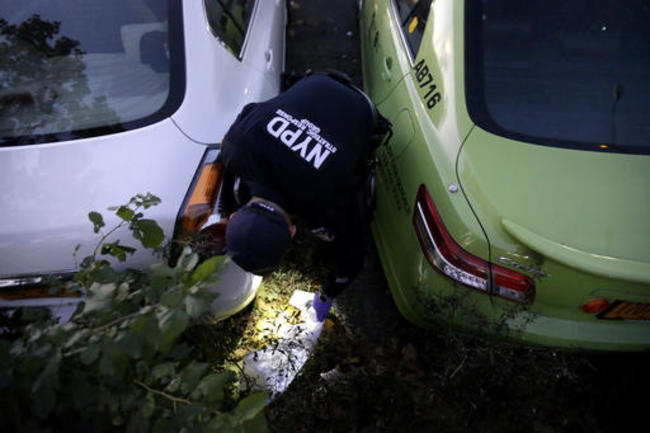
xmin=311 ymin=291 xmax=332 ymax=322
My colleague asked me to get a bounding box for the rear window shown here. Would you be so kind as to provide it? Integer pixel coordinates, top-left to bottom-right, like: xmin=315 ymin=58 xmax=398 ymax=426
xmin=0 ymin=0 xmax=185 ymax=146
xmin=465 ymin=0 xmax=650 ymax=154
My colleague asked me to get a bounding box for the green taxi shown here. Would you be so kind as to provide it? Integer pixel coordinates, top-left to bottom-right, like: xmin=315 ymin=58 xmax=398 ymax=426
xmin=359 ymin=0 xmax=650 ymax=351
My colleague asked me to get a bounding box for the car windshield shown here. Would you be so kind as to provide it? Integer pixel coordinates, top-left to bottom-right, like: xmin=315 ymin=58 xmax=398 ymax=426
xmin=0 ymin=0 xmax=184 ymax=146
xmin=465 ymin=0 xmax=650 ymax=154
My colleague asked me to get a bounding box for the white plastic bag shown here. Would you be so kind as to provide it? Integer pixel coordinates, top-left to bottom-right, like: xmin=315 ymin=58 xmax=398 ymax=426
xmin=241 ymin=290 xmax=323 ymax=398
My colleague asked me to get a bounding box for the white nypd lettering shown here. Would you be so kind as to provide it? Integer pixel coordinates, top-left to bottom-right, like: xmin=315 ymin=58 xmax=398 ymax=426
xmin=280 ymin=127 xmax=303 ymax=147
xmin=306 ymin=144 xmax=330 ymax=169
xmin=266 ymin=117 xmax=289 ymax=137
xmin=265 ymin=109 xmax=338 ymax=170
xmin=291 ymin=136 xmax=312 ymax=158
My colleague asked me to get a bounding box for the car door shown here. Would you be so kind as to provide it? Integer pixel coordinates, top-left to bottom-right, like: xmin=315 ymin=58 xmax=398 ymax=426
xmin=359 ymin=0 xmax=414 ymax=103
xmin=371 ymin=0 xmax=438 ymax=282
xmin=204 ymin=0 xmax=284 ymax=90
xmin=370 ymin=0 xmax=492 ymax=315
xmin=173 ymin=0 xmax=285 ymax=143
xmin=241 ymin=0 xmax=285 ymax=88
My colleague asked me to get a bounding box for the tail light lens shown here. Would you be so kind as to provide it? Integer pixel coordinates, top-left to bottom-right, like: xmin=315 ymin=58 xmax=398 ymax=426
xmin=0 ymin=286 xmax=82 ymax=301
xmin=413 ymin=184 xmax=534 ymax=303
xmin=172 ymin=147 xmax=225 ymax=257
xmin=582 ymin=298 xmax=611 ymax=314
xmin=0 ymin=275 xmax=81 ymax=301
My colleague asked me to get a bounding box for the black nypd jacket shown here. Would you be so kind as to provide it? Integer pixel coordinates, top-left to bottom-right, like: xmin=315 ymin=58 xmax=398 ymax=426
xmin=219 ymin=74 xmax=376 ymax=290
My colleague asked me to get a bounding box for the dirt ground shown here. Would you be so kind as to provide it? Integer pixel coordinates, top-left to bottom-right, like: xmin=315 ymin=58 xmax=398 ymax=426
xmin=249 ymin=1 xmax=650 ymax=432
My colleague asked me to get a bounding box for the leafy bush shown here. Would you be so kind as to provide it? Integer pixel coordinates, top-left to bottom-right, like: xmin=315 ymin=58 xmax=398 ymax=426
xmin=0 ymin=194 xmax=269 ymax=433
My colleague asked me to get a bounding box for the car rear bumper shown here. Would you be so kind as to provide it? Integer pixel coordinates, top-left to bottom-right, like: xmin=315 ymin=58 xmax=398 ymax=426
xmin=372 ymin=223 xmax=650 ymax=352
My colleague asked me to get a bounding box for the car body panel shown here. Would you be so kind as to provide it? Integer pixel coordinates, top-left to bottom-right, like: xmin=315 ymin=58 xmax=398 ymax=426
xmin=459 ymin=129 xmax=650 ymax=350
xmin=364 ymin=0 xmax=491 ymax=326
xmin=242 ymin=0 xmax=286 ymax=80
xmin=359 ymin=0 xmax=413 ymax=103
xmin=170 ymin=0 xmax=284 ymax=145
xmin=0 ymin=0 xmax=286 ymax=321
xmin=502 ymin=218 xmax=650 ymax=285
xmin=0 ymin=120 xmax=202 ymax=275
xmin=361 ymin=0 xmax=650 ymax=351
xmin=459 ymin=129 xmax=650 ymax=275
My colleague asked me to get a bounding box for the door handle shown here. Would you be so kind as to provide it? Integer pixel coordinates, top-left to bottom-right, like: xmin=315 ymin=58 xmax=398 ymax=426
xmin=381 ymin=56 xmax=393 ymax=81
xmin=265 ymin=49 xmax=274 ymax=71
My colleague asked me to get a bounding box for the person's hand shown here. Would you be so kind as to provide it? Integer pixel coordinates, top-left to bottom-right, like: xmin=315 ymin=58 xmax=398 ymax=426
xmin=311 ymin=291 xmax=333 ymax=322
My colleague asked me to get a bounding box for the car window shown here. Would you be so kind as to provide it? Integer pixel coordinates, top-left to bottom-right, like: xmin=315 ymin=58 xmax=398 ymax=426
xmin=0 ymin=0 xmax=185 ymax=147
xmin=393 ymin=0 xmax=431 ymax=58
xmin=204 ymin=0 xmax=256 ymax=57
xmin=465 ymin=0 xmax=650 ymax=154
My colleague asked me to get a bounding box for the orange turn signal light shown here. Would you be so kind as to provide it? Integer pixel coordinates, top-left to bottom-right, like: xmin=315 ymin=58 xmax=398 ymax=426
xmin=179 ymin=161 xmax=223 ymax=237
xmin=581 ymin=298 xmax=611 ymax=314
xmin=175 ymin=146 xmax=224 ymax=243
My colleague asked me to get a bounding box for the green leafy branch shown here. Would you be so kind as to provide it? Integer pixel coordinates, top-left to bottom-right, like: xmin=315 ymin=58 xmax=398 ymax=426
xmin=0 ymin=194 xmax=269 ymax=433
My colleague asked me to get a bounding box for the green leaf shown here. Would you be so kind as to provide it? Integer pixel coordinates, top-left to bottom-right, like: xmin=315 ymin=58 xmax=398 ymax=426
xmin=86 ymin=261 xmax=120 ymax=284
xmin=179 ymin=362 xmax=209 ymax=395
xmin=116 ymin=205 xmax=135 ymax=221
xmin=32 ymin=356 xmax=60 ymax=394
xmin=82 ymin=283 xmax=117 ymax=314
xmin=206 ymin=413 xmax=236 ymax=432
xmin=121 ymin=331 xmax=145 ymax=359
xmin=101 ymin=241 xmax=136 ymax=262
xmin=135 ymin=193 xmax=161 ymax=209
xmin=190 ymin=372 xmax=231 ymax=405
xmin=178 ymin=250 xmax=199 ymax=272
xmin=161 ymin=289 xmax=184 ymax=308
xmin=64 ymin=329 xmax=89 ymax=349
xmin=98 ymin=341 xmax=127 ymax=377
xmin=152 ymin=362 xmax=177 ymax=381
xmin=169 ymin=343 xmax=192 ymax=361
xmin=80 ymin=343 xmax=101 ymax=365
xmin=141 ymin=392 xmax=156 ymax=418
xmin=233 ymin=392 xmax=269 ymax=422
xmin=131 ymin=218 xmax=165 ymax=249
xmin=79 ymin=255 xmax=95 ymax=271
xmin=150 ymin=264 xmax=177 ymax=294
xmin=88 ymin=211 xmax=105 ymax=233
xmin=43 ymin=274 xmax=66 ymax=295
xmin=142 ymin=315 xmax=163 ymax=351
xmin=240 ymin=413 xmax=270 ymax=433
xmin=184 ymin=295 xmax=209 ymax=318
xmin=189 ymin=256 xmax=227 ymax=287
xmin=158 ymin=309 xmax=189 ymax=346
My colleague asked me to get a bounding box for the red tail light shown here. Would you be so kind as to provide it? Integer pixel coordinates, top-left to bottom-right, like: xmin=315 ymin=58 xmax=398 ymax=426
xmin=413 ymin=184 xmax=534 ymax=303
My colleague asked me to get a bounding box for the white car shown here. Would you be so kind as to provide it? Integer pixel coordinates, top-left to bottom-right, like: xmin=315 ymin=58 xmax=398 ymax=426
xmin=0 ymin=0 xmax=286 ymax=322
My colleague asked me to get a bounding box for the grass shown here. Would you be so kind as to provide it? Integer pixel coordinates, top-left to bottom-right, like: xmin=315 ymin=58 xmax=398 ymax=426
xmin=188 ymin=237 xmax=648 ymax=433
